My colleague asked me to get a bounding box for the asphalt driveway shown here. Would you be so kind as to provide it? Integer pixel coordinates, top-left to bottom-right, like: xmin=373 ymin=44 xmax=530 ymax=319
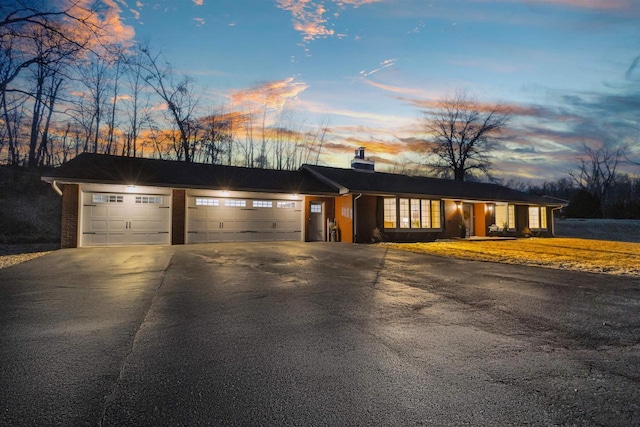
xmin=1 ymin=242 xmax=639 ymax=426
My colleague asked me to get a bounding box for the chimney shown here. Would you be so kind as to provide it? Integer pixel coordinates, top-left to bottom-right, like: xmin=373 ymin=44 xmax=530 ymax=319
xmin=350 ymin=147 xmax=375 ymax=172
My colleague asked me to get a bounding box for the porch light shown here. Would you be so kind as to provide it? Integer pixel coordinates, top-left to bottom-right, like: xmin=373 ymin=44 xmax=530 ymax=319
xmin=126 ymin=185 xmax=137 ymax=193
xmin=221 ymin=190 xmax=229 ymax=196
xmin=457 ymin=202 xmax=462 ymax=210
xmin=290 ymin=194 xmax=300 ymax=199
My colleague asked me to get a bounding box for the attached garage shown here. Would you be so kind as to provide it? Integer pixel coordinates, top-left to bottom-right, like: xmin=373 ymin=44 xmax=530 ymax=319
xmin=186 ymin=195 xmax=302 ymax=243
xmin=81 ymin=190 xmax=171 ymax=246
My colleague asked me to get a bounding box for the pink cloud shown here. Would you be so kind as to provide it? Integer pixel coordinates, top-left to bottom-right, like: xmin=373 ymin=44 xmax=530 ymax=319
xmin=276 ymin=0 xmax=382 ymax=41
xmin=230 ymin=78 xmax=309 ymax=110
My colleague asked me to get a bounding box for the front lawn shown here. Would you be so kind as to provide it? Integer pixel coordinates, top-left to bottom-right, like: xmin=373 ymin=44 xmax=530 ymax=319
xmin=387 ymin=238 xmax=640 ymax=277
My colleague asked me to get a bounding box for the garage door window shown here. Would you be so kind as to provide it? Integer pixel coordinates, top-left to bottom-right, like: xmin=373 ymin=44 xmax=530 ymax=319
xmin=135 ymin=196 xmax=163 ymax=204
xmin=92 ymin=194 xmax=123 ymax=203
xmin=225 ymin=199 xmax=246 ymax=207
xmin=195 ymin=198 xmax=219 ymax=206
xmin=253 ymin=200 xmax=273 ymax=208
xmin=277 ymin=201 xmax=296 ymax=209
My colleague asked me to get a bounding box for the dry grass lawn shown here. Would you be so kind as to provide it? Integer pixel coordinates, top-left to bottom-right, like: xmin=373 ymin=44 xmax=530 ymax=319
xmin=387 ymin=238 xmax=640 ymax=277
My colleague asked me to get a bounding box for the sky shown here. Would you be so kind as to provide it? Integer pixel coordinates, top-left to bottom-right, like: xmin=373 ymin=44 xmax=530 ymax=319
xmin=109 ymin=0 xmax=639 ymax=182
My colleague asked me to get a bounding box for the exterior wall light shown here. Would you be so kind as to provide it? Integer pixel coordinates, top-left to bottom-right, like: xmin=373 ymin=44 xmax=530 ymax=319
xmin=126 ymin=185 xmax=137 ymax=192
xmin=221 ymin=190 xmax=230 ymax=196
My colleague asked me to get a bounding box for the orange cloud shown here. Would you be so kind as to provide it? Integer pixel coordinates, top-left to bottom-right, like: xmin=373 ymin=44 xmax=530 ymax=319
xmin=230 ymin=78 xmax=309 ymax=110
xmin=64 ymin=0 xmax=136 ymax=52
xmin=276 ymin=0 xmax=382 ymax=41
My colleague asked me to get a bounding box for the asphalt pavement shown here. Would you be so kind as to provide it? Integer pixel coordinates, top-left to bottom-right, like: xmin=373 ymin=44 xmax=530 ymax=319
xmin=1 ymin=242 xmax=638 ymax=426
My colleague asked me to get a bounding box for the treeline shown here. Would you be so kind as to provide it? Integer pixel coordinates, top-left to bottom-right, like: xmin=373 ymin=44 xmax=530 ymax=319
xmin=528 ymin=175 xmax=640 ymax=219
xmin=0 ymin=1 xmax=328 ymax=170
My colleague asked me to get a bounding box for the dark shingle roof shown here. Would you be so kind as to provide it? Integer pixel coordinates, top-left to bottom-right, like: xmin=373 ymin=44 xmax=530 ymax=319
xmin=42 ymin=153 xmax=338 ymax=194
xmin=42 ymin=153 xmax=559 ymax=205
xmin=302 ymin=164 xmax=557 ymax=205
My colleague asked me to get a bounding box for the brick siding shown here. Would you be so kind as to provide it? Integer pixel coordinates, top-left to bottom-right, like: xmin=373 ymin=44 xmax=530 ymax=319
xmin=60 ymin=184 xmax=79 ymax=248
xmin=171 ymin=189 xmax=186 ymax=245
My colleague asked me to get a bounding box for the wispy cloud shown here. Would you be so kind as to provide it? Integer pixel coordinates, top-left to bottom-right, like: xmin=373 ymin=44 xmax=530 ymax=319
xmin=230 ymin=77 xmax=309 ymax=110
xmin=528 ymin=0 xmax=634 ymax=12
xmin=359 ymin=59 xmax=396 ymax=77
xmin=275 ymin=0 xmax=382 ymax=42
xmin=193 ymin=17 xmax=205 ymax=26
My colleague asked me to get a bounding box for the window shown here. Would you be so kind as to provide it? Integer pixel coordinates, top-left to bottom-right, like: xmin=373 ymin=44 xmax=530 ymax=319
xmin=310 ymin=203 xmax=322 ymax=213
xmin=508 ymin=204 xmax=515 ymax=229
xmin=495 ymin=203 xmax=515 ymax=230
xmin=431 ymin=200 xmax=441 ymax=228
xmin=384 ymin=197 xmax=441 ymax=229
xmin=277 ymin=201 xmax=296 ymax=209
xmin=225 ymin=199 xmax=246 ymax=207
xmin=528 ymin=206 xmax=540 ymax=229
xmin=383 ymin=198 xmax=396 ymax=228
xmin=92 ymin=194 xmax=123 ymax=204
xmin=135 ymin=196 xmax=163 ymax=204
xmin=399 ymin=198 xmax=410 ymax=228
xmin=253 ymin=200 xmax=273 ymax=208
xmin=195 ymin=198 xmax=219 ymax=206
xmin=410 ymin=199 xmax=421 ymax=228
xmin=541 ymin=207 xmax=547 ymax=229
xmin=420 ymin=200 xmax=431 ymax=228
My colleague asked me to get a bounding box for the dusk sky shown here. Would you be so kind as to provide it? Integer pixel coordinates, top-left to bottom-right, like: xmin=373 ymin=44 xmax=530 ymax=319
xmin=110 ymin=0 xmax=639 ymax=182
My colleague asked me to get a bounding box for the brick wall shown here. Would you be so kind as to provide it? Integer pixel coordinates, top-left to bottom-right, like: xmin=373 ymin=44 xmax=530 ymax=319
xmin=60 ymin=184 xmax=79 ymax=248
xmin=172 ymin=189 xmax=186 ymax=245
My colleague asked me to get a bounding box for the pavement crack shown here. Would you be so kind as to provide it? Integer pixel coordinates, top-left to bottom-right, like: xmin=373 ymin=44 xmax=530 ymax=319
xmin=372 ymin=247 xmax=389 ymax=287
xmin=98 ymin=252 xmax=174 ymax=427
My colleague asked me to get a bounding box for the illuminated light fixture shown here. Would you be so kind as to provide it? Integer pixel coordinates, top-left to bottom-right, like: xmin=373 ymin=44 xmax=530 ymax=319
xmin=457 ymin=202 xmax=462 ymax=210
xmin=126 ymin=185 xmax=137 ymax=193
xmin=290 ymin=193 xmax=300 ymax=199
xmin=221 ymin=190 xmax=230 ymax=196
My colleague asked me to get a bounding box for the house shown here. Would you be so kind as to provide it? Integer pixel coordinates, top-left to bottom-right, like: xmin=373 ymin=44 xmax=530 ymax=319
xmin=42 ymin=149 xmax=561 ymax=248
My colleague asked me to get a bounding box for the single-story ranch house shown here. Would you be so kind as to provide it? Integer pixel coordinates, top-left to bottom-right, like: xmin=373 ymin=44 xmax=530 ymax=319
xmin=42 ymin=149 xmax=561 ymax=248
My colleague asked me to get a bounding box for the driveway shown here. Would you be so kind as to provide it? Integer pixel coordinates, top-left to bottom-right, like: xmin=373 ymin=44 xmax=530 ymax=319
xmin=1 ymin=242 xmax=639 ymax=426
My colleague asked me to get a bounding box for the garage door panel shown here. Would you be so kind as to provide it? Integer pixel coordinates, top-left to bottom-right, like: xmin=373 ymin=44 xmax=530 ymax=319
xmin=82 ymin=192 xmax=170 ymax=246
xmin=187 ymin=197 xmax=301 ymax=243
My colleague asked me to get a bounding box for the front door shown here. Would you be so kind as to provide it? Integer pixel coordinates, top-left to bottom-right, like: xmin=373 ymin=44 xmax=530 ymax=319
xmin=463 ymin=204 xmax=474 ymax=237
xmin=309 ymin=201 xmax=324 ymax=241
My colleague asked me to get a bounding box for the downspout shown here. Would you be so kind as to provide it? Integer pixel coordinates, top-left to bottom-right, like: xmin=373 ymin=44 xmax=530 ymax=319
xmin=353 ymin=193 xmax=362 ymax=243
xmin=550 ymin=206 xmax=563 ymax=237
xmin=51 ymin=180 xmax=63 ymax=196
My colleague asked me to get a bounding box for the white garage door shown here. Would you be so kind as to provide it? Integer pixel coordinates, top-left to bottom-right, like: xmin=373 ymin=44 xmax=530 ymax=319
xmin=187 ymin=197 xmax=302 ymax=243
xmin=82 ymin=192 xmax=171 ymax=246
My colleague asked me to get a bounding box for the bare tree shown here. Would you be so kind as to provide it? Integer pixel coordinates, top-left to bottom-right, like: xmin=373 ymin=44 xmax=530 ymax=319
xmin=422 ymin=91 xmax=509 ymax=181
xmin=569 ymin=143 xmax=626 ymax=217
xmin=0 ymin=0 xmax=102 ymax=94
xmin=138 ymin=43 xmax=200 ymax=162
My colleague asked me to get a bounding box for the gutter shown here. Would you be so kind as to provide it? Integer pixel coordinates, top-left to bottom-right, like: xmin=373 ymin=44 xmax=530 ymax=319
xmin=353 ymin=193 xmax=363 ymax=243
xmin=51 ymin=180 xmax=63 ymax=196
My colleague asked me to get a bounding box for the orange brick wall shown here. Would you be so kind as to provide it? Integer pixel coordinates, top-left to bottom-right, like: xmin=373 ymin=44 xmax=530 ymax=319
xmin=334 ymin=195 xmax=353 ymax=243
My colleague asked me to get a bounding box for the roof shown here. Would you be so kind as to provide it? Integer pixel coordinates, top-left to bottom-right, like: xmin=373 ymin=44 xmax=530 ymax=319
xmin=42 ymin=153 xmax=337 ymax=195
xmin=301 ymin=164 xmax=558 ymax=205
xmin=42 ymin=153 xmax=559 ymax=205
